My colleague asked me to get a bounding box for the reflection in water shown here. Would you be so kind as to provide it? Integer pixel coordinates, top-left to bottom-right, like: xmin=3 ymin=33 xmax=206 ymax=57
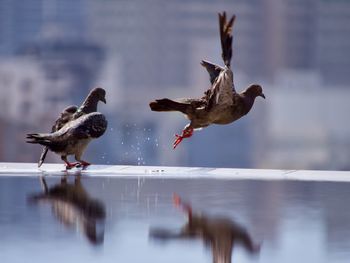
xmin=28 ymin=175 xmax=106 ymax=245
xmin=150 ymin=194 xmax=260 ymax=263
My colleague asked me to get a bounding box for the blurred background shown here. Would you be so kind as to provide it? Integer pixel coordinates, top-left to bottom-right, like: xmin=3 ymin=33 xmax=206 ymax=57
xmin=0 ymin=0 xmax=349 ymax=170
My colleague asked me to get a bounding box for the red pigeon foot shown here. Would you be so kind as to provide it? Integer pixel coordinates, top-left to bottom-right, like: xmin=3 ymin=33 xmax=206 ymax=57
xmin=173 ymin=127 xmax=194 ymax=149
xmin=64 ymin=161 xmax=79 ymax=169
xmin=172 ymin=193 xmax=192 ymax=216
xmin=173 ymin=193 xmax=182 ymax=207
xmin=79 ymin=161 xmax=91 ymax=167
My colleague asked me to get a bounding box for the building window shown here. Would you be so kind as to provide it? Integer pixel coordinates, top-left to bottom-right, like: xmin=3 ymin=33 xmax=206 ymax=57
xmin=21 ymin=79 xmax=33 ymax=93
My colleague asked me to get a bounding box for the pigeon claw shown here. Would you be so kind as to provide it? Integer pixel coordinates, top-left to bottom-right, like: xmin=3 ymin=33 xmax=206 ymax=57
xmin=173 ymin=127 xmax=194 ymax=149
xmin=74 ymin=161 xmax=91 ymax=169
xmin=173 ymin=134 xmax=184 ymax=149
xmin=65 ymin=162 xmax=79 ymax=170
xmin=79 ymin=161 xmax=91 ymax=167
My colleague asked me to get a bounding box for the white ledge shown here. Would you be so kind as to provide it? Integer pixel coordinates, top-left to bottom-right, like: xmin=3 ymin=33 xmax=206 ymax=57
xmin=0 ymin=162 xmax=349 ymax=182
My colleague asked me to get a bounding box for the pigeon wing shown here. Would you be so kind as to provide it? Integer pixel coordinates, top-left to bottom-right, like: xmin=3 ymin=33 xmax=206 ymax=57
xmin=51 ymin=105 xmax=78 ymax=132
xmin=70 ymin=112 xmax=108 ymax=140
xmin=177 ymin=98 xmax=207 ymax=110
xmin=200 ymin=60 xmax=224 ymax=85
xmin=38 ymin=105 xmax=78 ymax=167
xmin=219 ymin=12 xmax=235 ymax=67
xmin=205 ymin=13 xmax=236 ymax=110
xmin=206 ymin=69 xmax=235 ymax=110
xmin=29 ymin=113 xmax=104 ymax=153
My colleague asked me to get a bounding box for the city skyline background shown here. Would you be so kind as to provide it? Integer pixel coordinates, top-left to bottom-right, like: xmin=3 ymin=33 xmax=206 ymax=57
xmin=0 ymin=0 xmax=349 ymax=170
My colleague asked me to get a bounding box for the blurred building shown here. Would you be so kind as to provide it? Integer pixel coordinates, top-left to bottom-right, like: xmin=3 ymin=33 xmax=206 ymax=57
xmin=261 ymin=70 xmax=350 ymax=170
xmin=19 ymin=41 xmax=104 ymax=111
xmin=0 ymin=0 xmax=87 ymax=56
xmin=0 ymin=58 xmax=45 ymax=125
xmin=316 ymin=0 xmax=350 ymax=85
xmin=265 ymin=0 xmax=350 ymax=85
xmin=0 ymin=0 xmax=349 ymax=169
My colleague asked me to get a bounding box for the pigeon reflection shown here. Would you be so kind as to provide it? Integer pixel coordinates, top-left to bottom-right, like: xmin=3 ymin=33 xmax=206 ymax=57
xmin=28 ymin=175 xmax=106 ymax=245
xmin=150 ymin=194 xmax=260 ymax=263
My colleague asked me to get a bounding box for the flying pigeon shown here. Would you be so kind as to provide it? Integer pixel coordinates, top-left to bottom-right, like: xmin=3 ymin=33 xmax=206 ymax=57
xmin=150 ymin=194 xmax=260 ymax=262
xmin=37 ymin=87 xmax=106 ymax=167
xmin=149 ymin=12 xmax=265 ymax=148
xmin=27 ymin=112 xmax=108 ymax=169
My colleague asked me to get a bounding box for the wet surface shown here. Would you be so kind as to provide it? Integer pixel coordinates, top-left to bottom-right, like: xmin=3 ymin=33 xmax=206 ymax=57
xmin=1 ymin=174 xmax=350 ymax=262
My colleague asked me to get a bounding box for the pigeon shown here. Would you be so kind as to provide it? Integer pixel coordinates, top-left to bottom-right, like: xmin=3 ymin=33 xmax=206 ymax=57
xmin=149 ymin=12 xmax=265 ymax=148
xmin=27 ymin=112 xmax=108 ymax=169
xmin=28 ymin=176 xmax=106 ymax=245
xmin=38 ymin=105 xmax=78 ymax=167
xmin=37 ymin=87 xmax=106 ymax=167
xmin=150 ymin=194 xmax=260 ymax=263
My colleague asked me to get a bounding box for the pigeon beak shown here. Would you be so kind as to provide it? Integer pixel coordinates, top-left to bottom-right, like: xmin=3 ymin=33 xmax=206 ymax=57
xmin=260 ymin=93 xmax=266 ymax=99
xmin=101 ymin=97 xmax=107 ymax=104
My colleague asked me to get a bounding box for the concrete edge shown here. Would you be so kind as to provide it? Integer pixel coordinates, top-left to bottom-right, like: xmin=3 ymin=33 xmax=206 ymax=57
xmin=0 ymin=162 xmax=349 ymax=182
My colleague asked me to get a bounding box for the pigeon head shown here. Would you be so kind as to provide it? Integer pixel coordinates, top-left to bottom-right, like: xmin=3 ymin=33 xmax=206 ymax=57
xmin=79 ymin=87 xmax=107 ymax=114
xmin=245 ymin=84 xmax=265 ymax=99
xmin=90 ymin=87 xmax=107 ymax=104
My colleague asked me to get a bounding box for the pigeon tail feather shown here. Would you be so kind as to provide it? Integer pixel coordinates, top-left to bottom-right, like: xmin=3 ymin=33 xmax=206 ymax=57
xmin=149 ymin=99 xmax=189 ymax=114
xmin=38 ymin=147 xmax=49 ymax=167
xmin=26 ymin=133 xmax=52 ymax=146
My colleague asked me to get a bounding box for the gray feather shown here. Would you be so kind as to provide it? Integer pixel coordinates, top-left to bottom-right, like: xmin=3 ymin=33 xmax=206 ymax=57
xmin=27 ymin=112 xmax=107 ymax=156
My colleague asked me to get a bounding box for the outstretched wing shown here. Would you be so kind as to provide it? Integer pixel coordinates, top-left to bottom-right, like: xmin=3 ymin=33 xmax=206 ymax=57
xmin=206 ymin=69 xmax=235 ymax=110
xmin=219 ymin=12 xmax=235 ymax=68
xmin=38 ymin=105 xmax=78 ymax=167
xmin=205 ymin=12 xmax=236 ymax=110
xmin=200 ymin=60 xmax=224 ymax=85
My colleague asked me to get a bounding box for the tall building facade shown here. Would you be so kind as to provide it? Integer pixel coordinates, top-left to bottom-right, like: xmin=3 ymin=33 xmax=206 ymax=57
xmin=0 ymin=0 xmax=349 ymax=168
xmin=0 ymin=0 xmax=87 ymax=56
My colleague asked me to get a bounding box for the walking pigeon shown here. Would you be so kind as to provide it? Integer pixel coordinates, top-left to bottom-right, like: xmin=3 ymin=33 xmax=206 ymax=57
xmin=150 ymin=194 xmax=260 ymax=263
xmin=27 ymin=112 xmax=108 ymax=169
xmin=28 ymin=176 xmax=106 ymax=245
xmin=149 ymin=12 xmax=265 ymax=148
xmin=37 ymin=87 xmax=106 ymax=167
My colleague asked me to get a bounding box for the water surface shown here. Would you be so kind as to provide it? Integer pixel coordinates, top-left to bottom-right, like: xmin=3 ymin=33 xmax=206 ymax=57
xmin=0 ymin=174 xmax=349 ymax=262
